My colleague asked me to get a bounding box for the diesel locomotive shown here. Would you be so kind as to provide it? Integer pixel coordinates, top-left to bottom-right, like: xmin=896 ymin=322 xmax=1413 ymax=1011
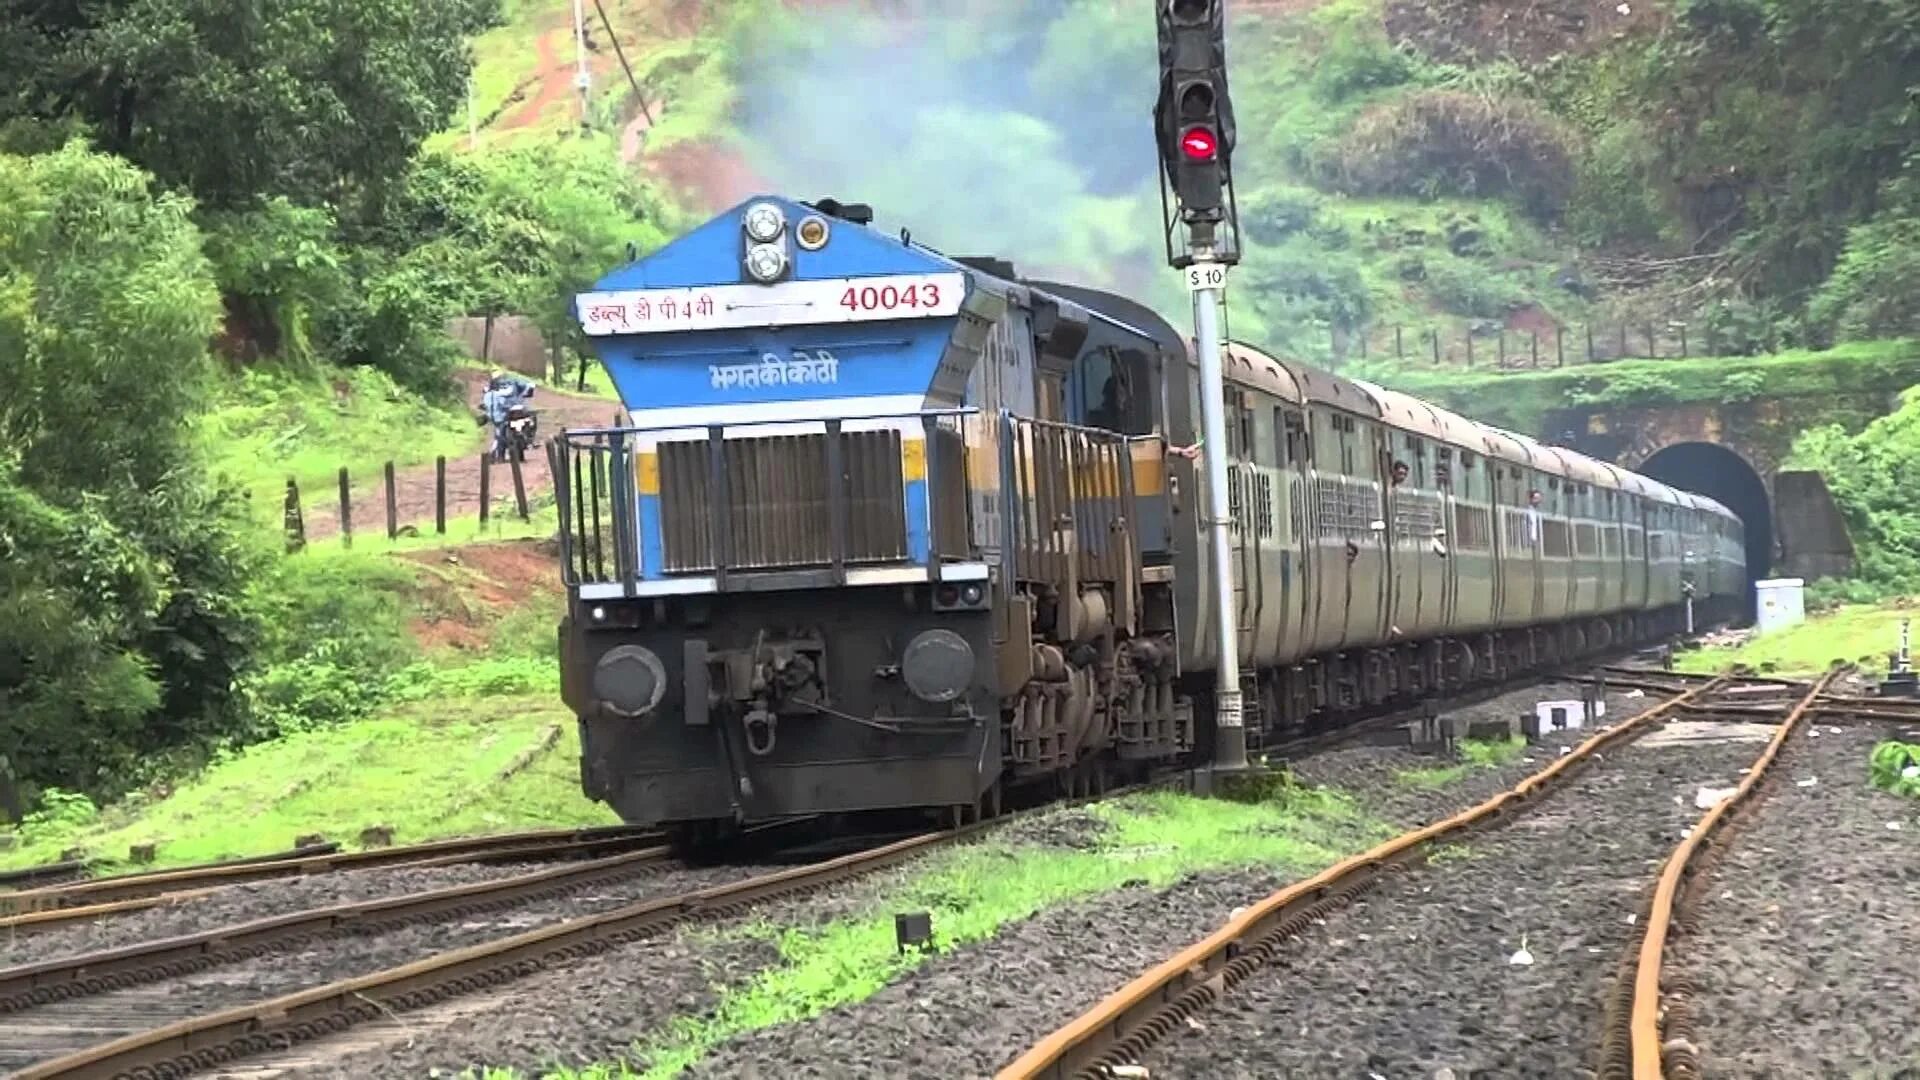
xmin=553 ymin=195 xmax=1746 ymax=842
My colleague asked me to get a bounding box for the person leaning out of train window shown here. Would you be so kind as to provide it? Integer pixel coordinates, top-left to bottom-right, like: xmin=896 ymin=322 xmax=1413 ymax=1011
xmin=1391 ymin=460 xmax=1410 ymax=486
xmin=1525 ymin=488 xmax=1544 ymax=547
xmin=1168 ymin=438 xmax=1202 ymax=460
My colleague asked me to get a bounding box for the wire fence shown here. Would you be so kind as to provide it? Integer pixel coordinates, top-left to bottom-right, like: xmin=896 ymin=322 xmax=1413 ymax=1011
xmin=1327 ymin=314 xmax=1764 ymax=371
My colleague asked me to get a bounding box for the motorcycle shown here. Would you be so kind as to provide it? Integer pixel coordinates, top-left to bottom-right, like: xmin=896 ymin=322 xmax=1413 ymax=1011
xmin=501 ymin=402 xmax=539 ymax=463
xmin=477 ymin=384 xmax=539 ymax=463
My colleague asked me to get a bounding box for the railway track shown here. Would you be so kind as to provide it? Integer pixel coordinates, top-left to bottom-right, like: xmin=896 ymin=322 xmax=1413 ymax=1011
xmin=4 ymin=769 xmax=1202 ymax=1080
xmin=0 ymin=840 xmax=695 ymax=1075
xmin=995 ymin=675 xmax=1831 ymax=1079
xmin=1609 ymin=668 xmax=1919 ymax=1079
xmin=0 ymin=825 xmax=666 ymax=928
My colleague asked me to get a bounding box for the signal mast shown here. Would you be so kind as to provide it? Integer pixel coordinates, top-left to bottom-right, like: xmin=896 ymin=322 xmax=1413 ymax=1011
xmin=1154 ymin=0 xmax=1248 ymax=772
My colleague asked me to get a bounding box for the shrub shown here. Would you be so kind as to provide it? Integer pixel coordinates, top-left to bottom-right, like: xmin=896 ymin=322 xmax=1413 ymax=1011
xmin=1809 ymin=176 xmax=1920 ymax=342
xmin=1567 ymin=121 xmax=1674 ymax=248
xmin=1869 ymin=741 xmax=1920 ymax=799
xmin=1316 ymin=89 xmax=1577 ymax=220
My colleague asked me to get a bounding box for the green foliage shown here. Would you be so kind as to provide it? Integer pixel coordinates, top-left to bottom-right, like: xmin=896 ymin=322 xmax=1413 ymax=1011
xmin=0 ymin=145 xmax=267 ymax=801
xmin=0 ymin=142 xmax=221 ymax=491
xmin=1809 ymin=168 xmax=1920 ymax=342
xmin=200 ymin=199 xmax=349 ymax=363
xmin=325 ymin=140 xmax=668 ymax=389
xmin=239 ymin=553 xmax=421 ymax=737
xmin=1566 ymin=121 xmax=1674 ymax=248
xmin=0 ymin=0 xmax=502 ymax=209
xmin=1790 ymin=385 xmax=1920 ymax=593
xmin=1315 ymin=89 xmax=1576 ymax=220
xmin=1634 ymin=0 xmax=1920 ymax=302
xmin=1869 ymin=741 xmax=1920 ymax=799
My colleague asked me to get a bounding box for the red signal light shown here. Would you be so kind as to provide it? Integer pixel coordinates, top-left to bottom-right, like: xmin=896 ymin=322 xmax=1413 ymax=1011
xmin=1180 ymin=126 xmax=1219 ymax=161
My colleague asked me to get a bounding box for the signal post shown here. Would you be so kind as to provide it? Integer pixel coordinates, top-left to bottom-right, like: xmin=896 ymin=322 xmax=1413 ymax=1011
xmin=1155 ymin=0 xmax=1248 ymax=772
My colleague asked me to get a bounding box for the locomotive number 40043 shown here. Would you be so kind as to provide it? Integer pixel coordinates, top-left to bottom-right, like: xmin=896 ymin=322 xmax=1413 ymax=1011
xmin=838 ymin=281 xmax=942 ymax=313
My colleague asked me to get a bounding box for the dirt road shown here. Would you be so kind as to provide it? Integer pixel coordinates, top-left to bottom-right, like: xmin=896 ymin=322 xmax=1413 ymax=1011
xmin=298 ymin=370 xmax=624 ymax=544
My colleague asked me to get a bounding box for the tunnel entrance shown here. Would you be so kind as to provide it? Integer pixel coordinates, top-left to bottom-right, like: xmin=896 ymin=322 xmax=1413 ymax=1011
xmin=1639 ymin=442 xmax=1772 ymax=598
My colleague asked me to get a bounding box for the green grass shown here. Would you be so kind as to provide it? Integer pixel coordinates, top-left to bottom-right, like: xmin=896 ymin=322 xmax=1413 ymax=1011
xmin=0 ymin=694 xmax=615 ymax=872
xmin=478 ymin=784 xmax=1392 ymax=1080
xmin=198 ymin=364 xmax=478 ymax=524
xmin=1396 ymin=735 xmax=1528 ymax=787
xmin=1674 ymin=599 xmax=1916 ymax=677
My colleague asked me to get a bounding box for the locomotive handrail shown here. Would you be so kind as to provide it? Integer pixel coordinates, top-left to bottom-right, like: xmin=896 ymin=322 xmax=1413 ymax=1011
xmin=553 ymin=406 xmax=981 ymax=442
xmin=552 ymin=407 xmax=987 ymax=592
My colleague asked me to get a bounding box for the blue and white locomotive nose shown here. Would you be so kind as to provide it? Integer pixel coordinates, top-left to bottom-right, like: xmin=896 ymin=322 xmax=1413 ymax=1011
xmin=570 ymin=195 xmax=1009 ymax=586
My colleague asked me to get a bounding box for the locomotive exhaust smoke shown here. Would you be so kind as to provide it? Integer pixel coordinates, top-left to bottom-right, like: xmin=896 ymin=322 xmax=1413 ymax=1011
xmin=726 ymin=1 xmax=1173 ymax=306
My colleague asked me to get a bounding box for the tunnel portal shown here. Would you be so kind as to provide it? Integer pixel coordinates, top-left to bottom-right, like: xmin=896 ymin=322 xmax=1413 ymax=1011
xmin=1638 ymin=441 xmax=1773 ymax=585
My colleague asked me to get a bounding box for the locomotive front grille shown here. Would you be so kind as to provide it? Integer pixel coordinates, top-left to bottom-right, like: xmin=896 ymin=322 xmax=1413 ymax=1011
xmin=657 ymin=430 xmax=909 ymax=573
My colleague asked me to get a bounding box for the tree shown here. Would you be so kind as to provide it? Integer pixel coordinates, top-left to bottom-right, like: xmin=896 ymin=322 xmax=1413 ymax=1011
xmin=0 ymin=0 xmax=500 ymax=209
xmin=0 ymin=141 xmax=220 ymax=491
xmin=0 ymin=142 xmax=265 ymax=799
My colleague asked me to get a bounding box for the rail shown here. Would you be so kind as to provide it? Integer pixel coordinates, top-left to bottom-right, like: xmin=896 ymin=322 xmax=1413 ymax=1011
xmin=0 ymin=825 xmax=662 ymax=918
xmin=997 ymin=677 xmax=1724 ymax=1080
xmin=1620 ymin=668 xmax=1841 ymax=1079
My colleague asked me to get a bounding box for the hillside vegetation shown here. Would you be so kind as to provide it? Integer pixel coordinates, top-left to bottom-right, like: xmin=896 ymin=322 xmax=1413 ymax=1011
xmin=629 ymin=0 xmax=1918 ymax=368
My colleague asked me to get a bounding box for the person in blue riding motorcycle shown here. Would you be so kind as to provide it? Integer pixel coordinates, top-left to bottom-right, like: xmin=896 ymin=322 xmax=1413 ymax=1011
xmin=482 ymin=370 xmax=536 ymax=462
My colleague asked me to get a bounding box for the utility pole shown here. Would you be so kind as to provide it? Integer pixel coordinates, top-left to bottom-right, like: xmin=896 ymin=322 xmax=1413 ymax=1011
xmin=1155 ymin=0 xmax=1246 ymax=772
xmin=572 ymin=0 xmax=592 ymax=126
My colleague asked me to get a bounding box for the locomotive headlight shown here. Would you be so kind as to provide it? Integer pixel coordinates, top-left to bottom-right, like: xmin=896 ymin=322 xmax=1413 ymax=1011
xmin=593 ymin=645 xmax=667 ymax=719
xmin=902 ymin=629 xmax=975 ymax=704
xmin=796 ymin=214 xmax=830 ymax=250
xmin=744 ymin=242 xmax=788 ymax=283
xmin=743 ymin=201 xmax=786 ymax=243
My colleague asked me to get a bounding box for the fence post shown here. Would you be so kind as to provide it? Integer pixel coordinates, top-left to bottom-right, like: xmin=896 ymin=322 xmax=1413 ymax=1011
xmin=338 ymin=467 xmax=352 ymax=548
xmin=1679 ymin=323 xmax=1689 ymax=358
xmin=384 ymin=461 xmax=398 ymax=541
xmin=1465 ymin=332 xmax=1474 ymax=369
xmin=1618 ymin=323 xmax=1628 ymax=360
xmin=1395 ymin=325 xmax=1404 ymax=362
xmin=1646 ymin=323 xmax=1657 ymax=359
xmin=1497 ymin=331 xmax=1507 ymax=368
xmin=1430 ymin=329 xmax=1440 ymax=365
xmin=1530 ymin=332 xmax=1540 ymax=369
xmin=1556 ymin=326 xmax=1566 ymax=368
xmin=284 ymin=479 xmax=306 ymax=553
xmin=435 ymin=456 xmax=447 ymax=535
xmin=509 ymin=453 xmax=529 ymax=521
xmin=1358 ymin=327 xmax=1368 ymax=361
xmin=1586 ymin=324 xmax=1596 ymax=363
xmin=479 ymin=454 xmax=492 ymax=528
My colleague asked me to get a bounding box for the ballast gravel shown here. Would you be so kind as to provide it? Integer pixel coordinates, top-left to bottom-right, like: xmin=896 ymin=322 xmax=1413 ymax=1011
xmin=1139 ymin=726 xmax=1771 ymax=1079
xmin=1673 ymin=720 xmax=1920 ymax=1077
xmin=298 ymin=678 xmax=1667 ymax=1079
xmin=0 ymin=856 xmax=576 ymax=969
xmin=0 ymin=862 xmax=765 ymax=1076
